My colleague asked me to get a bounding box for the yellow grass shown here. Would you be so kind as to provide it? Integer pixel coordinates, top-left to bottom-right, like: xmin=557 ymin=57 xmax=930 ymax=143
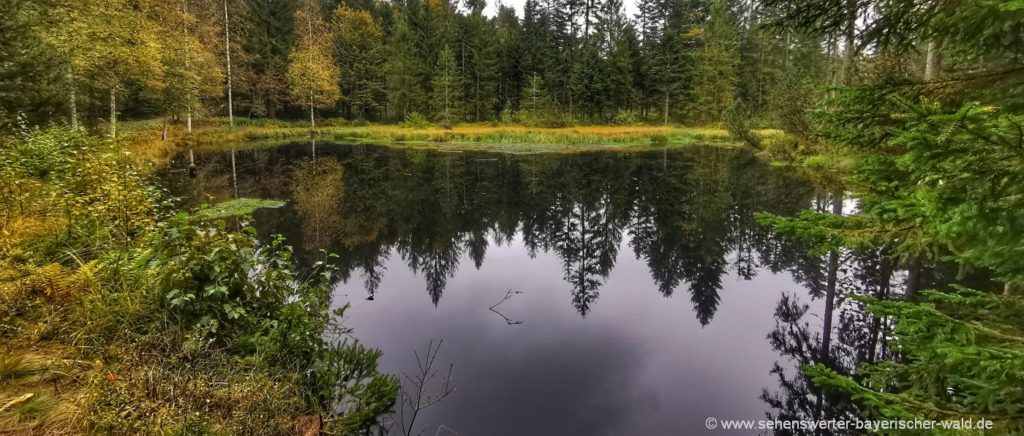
xmin=119 ymin=118 xmax=745 ymax=164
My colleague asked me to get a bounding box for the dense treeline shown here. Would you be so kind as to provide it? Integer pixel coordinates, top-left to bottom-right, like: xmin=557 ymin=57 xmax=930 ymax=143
xmin=1 ymin=0 xmax=834 ymax=130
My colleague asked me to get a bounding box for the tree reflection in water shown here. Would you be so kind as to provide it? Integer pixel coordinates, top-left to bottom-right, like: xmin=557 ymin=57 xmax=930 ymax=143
xmin=166 ymin=143 xmax=822 ymax=322
xmin=165 ymin=142 xmax=926 ymax=428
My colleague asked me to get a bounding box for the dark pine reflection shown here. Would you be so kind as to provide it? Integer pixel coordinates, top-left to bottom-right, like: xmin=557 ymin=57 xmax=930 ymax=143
xmin=165 ymin=143 xmax=819 ymax=323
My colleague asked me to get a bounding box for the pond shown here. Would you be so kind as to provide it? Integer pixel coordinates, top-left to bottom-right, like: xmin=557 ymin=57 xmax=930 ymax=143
xmin=163 ymin=142 xmax=886 ymax=435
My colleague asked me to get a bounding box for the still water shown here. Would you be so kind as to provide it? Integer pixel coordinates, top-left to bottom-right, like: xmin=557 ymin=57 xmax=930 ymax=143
xmin=164 ymin=142 xmax=882 ymax=435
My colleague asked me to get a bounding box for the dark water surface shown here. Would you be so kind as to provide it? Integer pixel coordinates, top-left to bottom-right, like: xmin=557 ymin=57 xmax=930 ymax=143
xmin=163 ymin=142 xmax=872 ymax=435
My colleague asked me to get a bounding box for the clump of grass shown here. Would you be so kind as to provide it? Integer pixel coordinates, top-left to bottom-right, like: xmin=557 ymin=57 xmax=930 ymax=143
xmin=0 ymin=392 xmax=71 ymax=431
xmin=0 ymin=352 xmax=48 ymax=385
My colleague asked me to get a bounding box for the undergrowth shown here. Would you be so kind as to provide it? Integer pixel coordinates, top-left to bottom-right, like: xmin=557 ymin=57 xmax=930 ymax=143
xmin=0 ymin=127 xmax=397 ymax=434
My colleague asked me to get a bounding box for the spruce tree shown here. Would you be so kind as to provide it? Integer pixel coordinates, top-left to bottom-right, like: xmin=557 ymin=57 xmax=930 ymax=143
xmin=430 ymin=44 xmax=462 ymax=124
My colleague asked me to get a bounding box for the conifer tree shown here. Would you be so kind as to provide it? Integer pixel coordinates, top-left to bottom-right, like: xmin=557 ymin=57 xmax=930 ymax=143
xmin=689 ymin=0 xmax=739 ymax=123
xmin=332 ymin=6 xmax=386 ymax=120
xmin=430 ymin=44 xmax=462 ymax=124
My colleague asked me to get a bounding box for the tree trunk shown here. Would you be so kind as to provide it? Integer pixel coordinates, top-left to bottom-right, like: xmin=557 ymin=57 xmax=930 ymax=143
xmin=187 ymin=106 xmax=193 ymax=134
xmin=162 ymin=118 xmax=168 ymax=141
xmin=230 ymin=148 xmax=237 ymax=198
xmin=814 ymin=189 xmax=844 ymax=419
xmin=906 ymin=256 xmax=922 ymax=298
xmin=224 ymin=0 xmax=234 ymax=127
xmin=820 ymin=190 xmax=844 ymax=363
xmin=68 ymin=67 xmax=78 ymax=130
xmin=924 ymin=40 xmax=942 ymax=81
xmin=663 ymin=92 xmax=669 ymax=125
xmin=110 ymin=88 xmax=117 ymax=139
xmin=840 ymin=0 xmax=858 ymax=85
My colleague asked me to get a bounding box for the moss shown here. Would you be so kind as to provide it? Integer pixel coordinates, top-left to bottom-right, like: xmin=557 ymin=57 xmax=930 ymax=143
xmin=191 ymin=198 xmax=286 ymax=221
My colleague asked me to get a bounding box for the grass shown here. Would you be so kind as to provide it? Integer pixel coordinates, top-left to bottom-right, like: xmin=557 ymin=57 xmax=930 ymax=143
xmin=1 ymin=128 xmax=399 ymax=434
xmin=190 ymin=198 xmax=286 ymax=222
xmin=120 ymin=118 xmax=752 ymax=160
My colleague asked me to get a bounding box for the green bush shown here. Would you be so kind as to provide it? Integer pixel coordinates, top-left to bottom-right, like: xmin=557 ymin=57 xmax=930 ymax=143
xmin=723 ymin=101 xmax=762 ymax=149
xmin=4 ymin=128 xmax=85 ymax=180
xmin=141 ymin=214 xmax=398 ymax=430
xmin=402 ymin=112 xmax=431 ymax=128
xmin=613 ymin=110 xmax=640 ymax=125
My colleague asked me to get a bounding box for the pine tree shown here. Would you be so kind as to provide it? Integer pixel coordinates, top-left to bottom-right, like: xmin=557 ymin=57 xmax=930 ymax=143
xmin=430 ymin=44 xmax=462 ymax=123
xmin=332 ymin=6 xmax=386 ymax=121
xmin=459 ymin=1 xmax=498 ymax=121
xmin=689 ymin=0 xmax=739 ymax=123
xmin=239 ymin=0 xmax=296 ymax=118
xmin=0 ymin=0 xmax=64 ymax=129
xmin=494 ymin=5 xmax=523 ymax=115
xmin=385 ymin=10 xmax=425 ymax=120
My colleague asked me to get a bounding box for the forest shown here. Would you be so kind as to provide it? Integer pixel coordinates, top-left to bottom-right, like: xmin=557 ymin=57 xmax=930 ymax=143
xmin=2 ymin=0 xmax=1024 ymax=433
xmin=2 ymin=0 xmax=826 ymax=130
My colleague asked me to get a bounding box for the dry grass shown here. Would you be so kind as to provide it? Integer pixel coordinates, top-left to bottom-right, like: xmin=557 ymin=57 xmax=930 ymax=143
xmin=0 ymin=347 xmax=81 ymax=434
xmin=120 ymin=118 xmax=743 ymax=159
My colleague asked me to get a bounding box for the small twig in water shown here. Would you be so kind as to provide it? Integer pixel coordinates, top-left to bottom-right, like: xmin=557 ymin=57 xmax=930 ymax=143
xmin=398 ymin=339 xmax=456 ymax=436
xmin=489 ymin=289 xmax=524 ymax=325
xmin=434 ymin=424 xmax=460 ymax=436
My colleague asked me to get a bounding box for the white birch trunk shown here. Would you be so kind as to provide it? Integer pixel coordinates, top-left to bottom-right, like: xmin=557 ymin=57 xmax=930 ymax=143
xmin=110 ymin=88 xmax=117 ymax=139
xmin=68 ymin=67 xmax=78 ymax=130
xmin=224 ymin=0 xmax=234 ymax=127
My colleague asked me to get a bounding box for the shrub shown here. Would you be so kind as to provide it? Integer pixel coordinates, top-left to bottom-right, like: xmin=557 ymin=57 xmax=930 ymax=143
xmin=723 ymin=101 xmax=763 ymax=149
xmin=4 ymin=128 xmax=84 ymax=180
xmin=402 ymin=112 xmax=431 ymax=128
xmin=613 ymin=110 xmax=640 ymax=125
xmin=141 ymin=215 xmax=398 ymax=430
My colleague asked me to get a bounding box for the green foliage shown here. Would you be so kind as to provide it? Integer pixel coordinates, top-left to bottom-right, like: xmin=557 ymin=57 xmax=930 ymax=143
xmin=1 ymin=128 xmax=398 ymax=432
xmin=806 ymin=287 xmax=1024 ymax=430
xmin=402 ymin=112 xmax=431 ymax=128
xmin=307 ymin=335 xmax=400 ymax=434
xmin=431 ymin=45 xmax=462 ymax=124
xmin=3 ymin=128 xmax=84 ymax=180
xmin=688 ymin=0 xmax=739 ymax=123
xmin=332 ymin=6 xmax=387 ymax=121
xmin=723 ymin=101 xmax=762 ymax=149
xmin=141 ymin=214 xmax=397 ymax=426
xmin=613 ymin=110 xmax=640 ymax=125
xmin=190 ymin=198 xmax=285 ymax=221
xmin=0 ymin=0 xmax=64 ymax=129
xmin=760 ymin=0 xmax=1024 ymax=428
xmin=809 ymin=94 xmax=1024 ymax=284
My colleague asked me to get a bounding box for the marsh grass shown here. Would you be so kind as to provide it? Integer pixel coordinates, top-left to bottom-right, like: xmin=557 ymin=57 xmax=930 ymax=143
xmin=121 ymin=118 xmax=747 ymax=157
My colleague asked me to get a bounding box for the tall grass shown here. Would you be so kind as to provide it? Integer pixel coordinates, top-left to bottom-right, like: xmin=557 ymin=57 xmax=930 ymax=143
xmin=120 ymin=118 xmax=744 ymax=156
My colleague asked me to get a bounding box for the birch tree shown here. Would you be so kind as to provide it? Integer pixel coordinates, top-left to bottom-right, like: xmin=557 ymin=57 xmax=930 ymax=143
xmin=47 ymin=0 xmax=163 ymax=138
xmin=153 ymin=0 xmax=223 ymax=135
xmin=287 ymin=0 xmax=340 ymax=129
